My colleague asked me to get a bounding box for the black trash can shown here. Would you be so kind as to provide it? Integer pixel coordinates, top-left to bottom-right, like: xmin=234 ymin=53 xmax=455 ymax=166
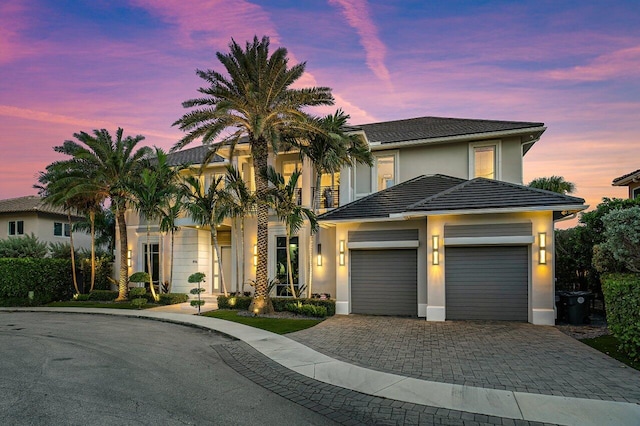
xmin=559 ymin=291 xmax=592 ymax=325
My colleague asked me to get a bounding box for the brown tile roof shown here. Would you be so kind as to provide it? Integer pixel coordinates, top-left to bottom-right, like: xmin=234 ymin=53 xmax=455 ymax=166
xmin=353 ymin=116 xmax=545 ymax=145
xmin=612 ymin=169 xmax=640 ymax=185
xmin=0 ymin=195 xmax=81 ymax=218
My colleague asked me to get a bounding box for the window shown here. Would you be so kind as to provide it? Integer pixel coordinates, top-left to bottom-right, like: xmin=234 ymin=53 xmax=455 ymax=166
xmin=8 ymin=220 xmax=24 ymax=236
xmin=53 ymin=222 xmax=70 ymax=237
xmin=143 ymin=243 xmax=160 ymax=286
xmin=470 ymin=141 xmax=500 ymax=180
xmin=376 ymin=155 xmax=395 ymax=190
xmin=283 ymin=160 xmax=302 ymax=205
xmin=633 ymin=187 xmax=640 ymax=199
xmin=275 ymin=236 xmax=299 ymax=296
xmin=318 ymin=172 xmax=340 ymax=208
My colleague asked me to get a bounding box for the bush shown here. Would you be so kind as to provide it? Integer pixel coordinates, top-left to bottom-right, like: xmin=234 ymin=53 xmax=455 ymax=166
xmin=601 ymin=273 xmax=640 ymax=361
xmin=285 ymin=302 xmax=328 ymax=318
xmin=0 ymin=258 xmax=74 ymax=305
xmin=0 ymin=234 xmax=49 ymax=258
xmin=74 ymin=294 xmax=90 ymax=301
xmin=217 ymin=295 xmax=335 ymax=316
xmin=87 ymin=290 xmax=119 ymax=301
xmin=158 ymin=293 xmax=189 ymax=305
xmin=217 ymin=295 xmax=252 ymax=310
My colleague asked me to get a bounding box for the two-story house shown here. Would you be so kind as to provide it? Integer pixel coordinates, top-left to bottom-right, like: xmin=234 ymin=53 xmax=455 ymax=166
xmin=0 ymin=195 xmax=92 ymax=250
xmin=612 ymin=169 xmax=640 ymax=199
xmin=123 ymin=116 xmax=586 ymax=325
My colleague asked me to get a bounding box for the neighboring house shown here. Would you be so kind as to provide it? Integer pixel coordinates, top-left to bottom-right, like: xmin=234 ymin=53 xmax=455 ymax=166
xmin=612 ymin=169 xmax=640 ymax=199
xmin=123 ymin=116 xmax=587 ymax=325
xmin=0 ymin=195 xmax=91 ymax=250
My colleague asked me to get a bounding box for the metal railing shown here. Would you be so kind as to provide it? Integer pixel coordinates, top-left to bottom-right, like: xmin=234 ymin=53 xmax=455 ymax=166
xmin=312 ymin=186 xmax=340 ymax=209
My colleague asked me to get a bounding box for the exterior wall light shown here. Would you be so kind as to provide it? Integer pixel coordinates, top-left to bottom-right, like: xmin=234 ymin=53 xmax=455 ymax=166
xmin=317 ymin=243 xmax=322 ymax=266
xmin=127 ymin=250 xmax=132 ymax=267
xmin=432 ymin=235 xmax=439 ymax=265
xmin=539 ymin=232 xmax=547 ymax=264
xmin=339 ymin=240 xmax=345 ymax=266
xmin=253 ymin=244 xmax=258 ymax=267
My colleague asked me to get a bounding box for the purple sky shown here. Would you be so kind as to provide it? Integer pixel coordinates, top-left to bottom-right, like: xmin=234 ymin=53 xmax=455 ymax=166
xmin=2 ymin=0 xmax=639 ymax=225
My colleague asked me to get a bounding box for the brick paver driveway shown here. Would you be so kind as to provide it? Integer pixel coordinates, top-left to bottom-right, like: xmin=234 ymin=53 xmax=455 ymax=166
xmin=290 ymin=315 xmax=640 ymax=404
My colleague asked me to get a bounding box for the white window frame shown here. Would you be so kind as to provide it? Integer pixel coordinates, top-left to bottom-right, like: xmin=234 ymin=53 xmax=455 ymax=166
xmin=469 ymin=140 xmax=501 ymax=180
xmin=353 ymin=150 xmax=399 ymax=199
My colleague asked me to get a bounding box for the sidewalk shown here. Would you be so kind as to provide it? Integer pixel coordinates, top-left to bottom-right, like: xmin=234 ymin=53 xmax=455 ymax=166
xmin=3 ymin=306 xmax=639 ymax=426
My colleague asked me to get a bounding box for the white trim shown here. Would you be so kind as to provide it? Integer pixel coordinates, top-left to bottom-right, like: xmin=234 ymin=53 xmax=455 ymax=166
xmin=397 ymin=204 xmax=587 ymax=218
xmin=366 ymin=127 xmax=546 ymax=150
xmin=348 ymin=240 xmax=420 ymax=250
xmin=532 ymin=308 xmax=555 ymax=326
xmin=444 ymin=236 xmax=534 ymax=246
xmin=335 ymin=301 xmax=349 ymax=315
xmin=426 ymin=305 xmax=445 ymax=321
xmin=418 ymin=303 xmax=427 ymax=318
xmin=320 ymin=216 xmax=410 ymax=226
xmin=469 ymin=140 xmax=501 ymax=180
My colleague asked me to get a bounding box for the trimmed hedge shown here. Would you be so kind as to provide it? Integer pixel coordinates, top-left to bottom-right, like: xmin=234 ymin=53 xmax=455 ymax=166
xmin=217 ymin=295 xmax=335 ymax=316
xmin=87 ymin=290 xmax=119 ymax=301
xmin=158 ymin=293 xmax=189 ymax=305
xmin=285 ymin=302 xmax=328 ymax=318
xmin=601 ymin=273 xmax=640 ymax=361
xmin=0 ymin=258 xmax=74 ymax=305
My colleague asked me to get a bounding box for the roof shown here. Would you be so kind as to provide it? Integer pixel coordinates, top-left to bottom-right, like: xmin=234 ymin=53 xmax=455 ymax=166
xmin=167 ymin=145 xmax=226 ymax=166
xmin=319 ymin=175 xmax=585 ymax=222
xmin=353 ymin=116 xmax=545 ymax=146
xmin=612 ymin=169 xmax=640 ymax=186
xmin=0 ymin=195 xmax=82 ymax=218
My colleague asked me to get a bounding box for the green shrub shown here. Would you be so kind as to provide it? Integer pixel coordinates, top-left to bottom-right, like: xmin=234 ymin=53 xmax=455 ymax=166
xmin=88 ymin=290 xmax=119 ymax=301
xmin=131 ymin=297 xmax=147 ymax=309
xmin=158 ymin=293 xmax=189 ymax=305
xmin=0 ymin=234 xmax=49 ymax=258
xmin=217 ymin=295 xmax=252 ymax=310
xmin=0 ymin=258 xmax=74 ymax=305
xmin=284 ymin=302 xmax=328 ymax=318
xmin=74 ymin=294 xmax=90 ymax=301
xmin=129 ymin=287 xmax=147 ymax=298
xmin=601 ymin=273 xmax=640 ymax=361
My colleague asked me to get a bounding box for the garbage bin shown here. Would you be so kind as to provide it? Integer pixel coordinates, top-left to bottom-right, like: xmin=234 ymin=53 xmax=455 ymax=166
xmin=559 ymin=291 xmax=592 ymax=325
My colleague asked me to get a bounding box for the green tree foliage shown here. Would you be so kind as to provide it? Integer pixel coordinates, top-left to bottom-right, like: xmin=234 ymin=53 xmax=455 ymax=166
xmin=0 ymin=234 xmax=49 ymax=258
xmin=173 ymin=35 xmax=334 ymax=314
xmin=594 ymin=207 xmax=640 ymax=273
xmin=0 ymin=258 xmax=74 ymax=305
xmin=528 ymin=175 xmax=576 ymax=194
xmin=601 ymin=274 xmax=640 ymax=361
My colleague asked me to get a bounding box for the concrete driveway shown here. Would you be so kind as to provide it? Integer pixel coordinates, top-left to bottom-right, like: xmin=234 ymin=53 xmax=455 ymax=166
xmin=290 ymin=315 xmax=640 ymax=404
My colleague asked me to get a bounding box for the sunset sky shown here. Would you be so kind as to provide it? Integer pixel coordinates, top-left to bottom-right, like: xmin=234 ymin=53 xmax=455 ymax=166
xmin=1 ymin=0 xmax=639 ymax=226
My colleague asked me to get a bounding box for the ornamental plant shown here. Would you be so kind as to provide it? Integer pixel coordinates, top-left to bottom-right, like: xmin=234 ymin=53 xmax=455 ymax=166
xmin=188 ymin=272 xmax=206 ymax=314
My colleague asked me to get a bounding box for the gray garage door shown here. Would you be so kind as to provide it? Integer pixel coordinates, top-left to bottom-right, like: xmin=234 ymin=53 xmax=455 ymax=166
xmin=445 ymin=246 xmax=528 ymax=321
xmin=351 ymin=249 xmax=417 ymax=316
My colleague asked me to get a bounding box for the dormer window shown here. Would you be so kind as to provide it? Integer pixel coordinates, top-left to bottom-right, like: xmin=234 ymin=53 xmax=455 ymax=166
xmin=469 ymin=141 xmax=501 ymax=180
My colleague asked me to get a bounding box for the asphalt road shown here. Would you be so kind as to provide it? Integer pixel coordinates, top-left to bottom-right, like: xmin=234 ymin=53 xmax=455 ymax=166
xmin=0 ymin=312 xmax=337 ymax=426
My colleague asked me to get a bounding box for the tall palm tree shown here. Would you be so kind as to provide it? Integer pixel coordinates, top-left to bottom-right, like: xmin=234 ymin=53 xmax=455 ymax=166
xmin=264 ymin=166 xmax=318 ymax=298
xmin=52 ymin=128 xmax=151 ymax=301
xmin=159 ymin=199 xmax=182 ymax=293
xmin=528 ymin=176 xmax=576 ymax=195
xmin=130 ymin=148 xmax=180 ymax=301
xmin=182 ymin=175 xmax=230 ymax=297
xmin=173 ymin=36 xmax=334 ymax=313
xmin=224 ymin=164 xmax=257 ymax=294
xmin=297 ymin=109 xmax=373 ymax=296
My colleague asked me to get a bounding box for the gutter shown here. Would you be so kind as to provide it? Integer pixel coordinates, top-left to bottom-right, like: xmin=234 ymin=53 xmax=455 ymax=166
xmin=394 ymin=204 xmax=588 ymax=219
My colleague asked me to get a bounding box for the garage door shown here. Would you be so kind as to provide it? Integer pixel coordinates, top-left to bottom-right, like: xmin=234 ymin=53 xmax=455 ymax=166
xmin=351 ymin=249 xmax=417 ymax=316
xmin=445 ymin=246 xmax=528 ymax=321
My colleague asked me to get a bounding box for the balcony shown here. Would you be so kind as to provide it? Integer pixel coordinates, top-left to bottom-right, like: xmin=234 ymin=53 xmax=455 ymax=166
xmin=312 ymin=186 xmax=340 ymax=209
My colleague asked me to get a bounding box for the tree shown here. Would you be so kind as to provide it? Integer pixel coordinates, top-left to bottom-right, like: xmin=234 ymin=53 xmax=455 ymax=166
xmin=173 ymin=36 xmax=333 ymax=313
xmin=51 ymin=128 xmax=151 ymax=301
xmin=182 ymin=175 xmax=230 ymax=297
xmin=296 ymin=109 xmax=373 ymax=296
xmin=264 ymin=166 xmax=318 ymax=298
xmin=528 ymin=176 xmax=576 ymax=194
xmin=594 ymin=207 xmax=640 ymax=273
xmin=224 ymin=165 xmax=257 ymax=295
xmin=159 ymin=199 xmax=182 ymax=293
xmin=130 ymin=148 xmax=180 ymax=301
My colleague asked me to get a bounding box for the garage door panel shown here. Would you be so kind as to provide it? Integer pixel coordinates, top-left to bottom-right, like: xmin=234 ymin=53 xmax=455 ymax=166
xmin=445 ymin=246 xmax=528 ymax=321
xmin=351 ymin=249 xmax=417 ymax=316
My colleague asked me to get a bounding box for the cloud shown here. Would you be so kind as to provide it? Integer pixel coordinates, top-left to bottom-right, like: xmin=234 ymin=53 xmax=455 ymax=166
xmin=328 ymin=0 xmax=391 ymax=84
xmin=0 ymin=0 xmax=41 ymax=64
xmin=546 ymin=45 xmax=640 ymax=81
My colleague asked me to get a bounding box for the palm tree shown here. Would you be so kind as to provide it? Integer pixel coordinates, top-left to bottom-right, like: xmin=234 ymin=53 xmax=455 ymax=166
xmin=528 ymin=176 xmax=576 ymax=195
xmin=264 ymin=166 xmax=318 ymax=298
xmin=159 ymin=199 xmax=182 ymax=293
xmin=52 ymin=128 xmax=151 ymax=301
xmin=224 ymin=164 xmax=257 ymax=295
xmin=173 ymin=36 xmax=334 ymax=313
xmin=130 ymin=148 xmax=180 ymax=301
xmin=182 ymin=175 xmax=230 ymax=297
xmin=297 ymin=109 xmax=373 ymax=296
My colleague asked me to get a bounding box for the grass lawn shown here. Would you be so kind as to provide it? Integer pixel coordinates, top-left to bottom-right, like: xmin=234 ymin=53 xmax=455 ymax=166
xmin=46 ymin=301 xmax=153 ymax=310
xmin=203 ymin=309 xmax=323 ymax=334
xmin=581 ymin=334 xmax=640 ymax=371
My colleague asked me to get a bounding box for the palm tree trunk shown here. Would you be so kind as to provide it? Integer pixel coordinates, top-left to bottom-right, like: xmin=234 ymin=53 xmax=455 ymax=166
xmin=169 ymin=229 xmax=175 ymax=293
xmin=68 ymin=211 xmax=79 ymax=295
xmin=212 ymin=228 xmax=228 ymax=297
xmin=115 ymin=208 xmax=128 ymax=301
xmin=234 ymin=218 xmax=240 ymax=294
xmin=240 ymin=218 xmax=245 ymax=294
xmin=249 ymin=139 xmax=274 ymax=314
xmin=146 ymin=224 xmax=159 ymax=301
xmin=90 ymin=210 xmax=96 ymax=292
xmin=286 ymin=232 xmax=296 ymax=298
xmin=308 ymin=171 xmax=322 ymax=298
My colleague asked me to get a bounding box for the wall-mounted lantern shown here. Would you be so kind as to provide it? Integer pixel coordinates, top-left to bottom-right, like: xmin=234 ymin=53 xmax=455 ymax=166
xmin=539 ymin=232 xmax=547 ymax=264
xmin=317 ymin=243 xmax=322 ymax=267
xmin=432 ymin=235 xmax=440 ymax=265
xmin=339 ymin=240 xmax=345 ymax=266
xmin=253 ymin=244 xmax=258 ymax=267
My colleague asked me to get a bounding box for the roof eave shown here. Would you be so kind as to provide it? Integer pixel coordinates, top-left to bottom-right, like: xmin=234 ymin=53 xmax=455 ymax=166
xmin=612 ymin=173 xmax=640 ymax=186
xmin=366 ymin=126 xmax=547 ymax=150
xmin=396 ymin=204 xmax=588 ymax=219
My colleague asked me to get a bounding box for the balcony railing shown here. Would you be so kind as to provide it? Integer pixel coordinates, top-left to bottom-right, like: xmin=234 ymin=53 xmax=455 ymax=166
xmin=312 ymin=186 xmax=340 ymax=209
